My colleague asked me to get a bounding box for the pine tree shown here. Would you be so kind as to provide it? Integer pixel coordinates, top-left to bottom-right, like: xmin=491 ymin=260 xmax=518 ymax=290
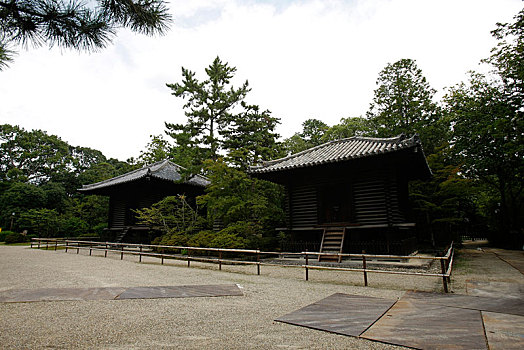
xmin=0 ymin=0 xmax=172 ymax=69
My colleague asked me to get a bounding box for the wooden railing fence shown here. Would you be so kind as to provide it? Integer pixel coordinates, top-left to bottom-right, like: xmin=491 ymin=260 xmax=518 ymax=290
xmin=30 ymin=238 xmax=454 ymax=292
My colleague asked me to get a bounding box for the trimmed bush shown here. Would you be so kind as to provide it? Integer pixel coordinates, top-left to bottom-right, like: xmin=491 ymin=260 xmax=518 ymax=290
xmin=4 ymin=232 xmax=28 ymax=244
xmin=0 ymin=230 xmax=16 ymax=242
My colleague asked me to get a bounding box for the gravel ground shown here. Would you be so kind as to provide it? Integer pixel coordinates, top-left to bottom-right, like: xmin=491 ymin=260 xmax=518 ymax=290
xmin=0 ymin=244 xmax=521 ymax=349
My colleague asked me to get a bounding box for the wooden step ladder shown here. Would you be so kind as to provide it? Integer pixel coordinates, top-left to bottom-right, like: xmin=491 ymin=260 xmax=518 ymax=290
xmin=319 ymin=227 xmax=346 ymax=263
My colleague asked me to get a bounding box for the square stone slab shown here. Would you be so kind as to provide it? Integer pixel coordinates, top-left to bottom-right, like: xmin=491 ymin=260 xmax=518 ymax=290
xmin=403 ymin=290 xmax=524 ymax=316
xmin=362 ymin=299 xmax=487 ymax=350
xmin=275 ymin=293 xmax=396 ymax=337
xmin=482 ymin=311 xmax=524 ymax=350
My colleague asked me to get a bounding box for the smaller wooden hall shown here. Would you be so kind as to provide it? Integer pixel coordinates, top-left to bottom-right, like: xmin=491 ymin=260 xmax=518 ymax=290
xmin=249 ymin=135 xmax=431 ymax=257
xmin=79 ymin=160 xmax=210 ymax=243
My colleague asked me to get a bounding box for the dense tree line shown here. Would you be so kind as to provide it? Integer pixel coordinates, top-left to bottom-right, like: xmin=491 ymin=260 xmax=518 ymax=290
xmin=1 ymin=7 xmax=522 ymax=249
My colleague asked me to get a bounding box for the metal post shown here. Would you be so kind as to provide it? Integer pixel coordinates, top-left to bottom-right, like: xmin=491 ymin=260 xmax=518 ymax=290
xmin=219 ymin=250 xmax=222 ymax=270
xmin=139 ymin=246 xmax=143 ymax=263
xmin=305 ymin=250 xmax=309 ymax=281
xmin=440 ymin=259 xmax=448 ymax=293
xmin=362 ymin=250 xmax=368 ymax=287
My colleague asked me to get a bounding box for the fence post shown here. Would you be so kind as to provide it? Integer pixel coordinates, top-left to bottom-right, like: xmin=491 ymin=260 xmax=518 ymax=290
xmin=30 ymin=240 xmax=34 ymax=248
xmin=187 ymin=249 xmax=191 ymax=267
xmin=305 ymin=250 xmax=309 ymax=281
xmin=362 ymin=250 xmax=368 ymax=287
xmin=54 ymin=240 xmax=58 ymax=251
xmin=139 ymin=245 xmax=143 ymax=263
xmin=104 ymin=243 xmax=108 ymax=258
xmin=161 ymin=247 xmax=164 ymax=265
xmin=38 ymin=240 xmax=41 ymax=249
xmin=257 ymin=249 xmax=260 ymax=275
xmin=445 ymin=245 xmax=453 ymax=283
xmin=219 ymin=250 xmax=222 ymax=271
xmin=65 ymin=241 xmax=68 ymax=253
xmin=76 ymin=242 xmax=79 ymax=254
xmin=89 ymin=242 xmax=92 ymax=256
xmin=46 ymin=240 xmax=49 ymax=250
xmin=440 ymin=258 xmax=449 ymax=293
xmin=120 ymin=245 xmax=124 ymax=260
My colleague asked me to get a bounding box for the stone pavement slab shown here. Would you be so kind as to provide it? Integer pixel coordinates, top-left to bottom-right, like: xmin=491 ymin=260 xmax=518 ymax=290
xmin=361 ymin=299 xmax=487 ymax=350
xmin=0 ymin=284 xmax=242 ymax=303
xmin=0 ymin=287 xmax=126 ymax=302
xmin=402 ymin=290 xmax=524 ymax=316
xmin=466 ymin=280 xmax=524 ymax=299
xmin=116 ymin=284 xmax=243 ymax=300
xmin=488 ymin=249 xmax=524 ymax=275
xmin=275 ymin=293 xmax=396 ymax=337
xmin=482 ymin=311 xmax=524 ymax=350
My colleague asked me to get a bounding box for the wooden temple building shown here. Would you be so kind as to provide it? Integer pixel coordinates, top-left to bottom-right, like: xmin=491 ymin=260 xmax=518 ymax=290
xmin=79 ymin=160 xmax=210 ymax=243
xmin=249 ymin=135 xmax=431 ymax=257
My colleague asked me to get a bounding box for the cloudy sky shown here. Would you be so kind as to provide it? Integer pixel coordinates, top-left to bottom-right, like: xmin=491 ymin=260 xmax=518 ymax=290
xmin=1 ymin=0 xmax=521 ymax=161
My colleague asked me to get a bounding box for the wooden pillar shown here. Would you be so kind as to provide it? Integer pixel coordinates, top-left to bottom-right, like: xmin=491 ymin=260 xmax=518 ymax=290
xmin=362 ymin=250 xmax=368 ymax=287
xmin=305 ymin=250 xmax=309 ymax=281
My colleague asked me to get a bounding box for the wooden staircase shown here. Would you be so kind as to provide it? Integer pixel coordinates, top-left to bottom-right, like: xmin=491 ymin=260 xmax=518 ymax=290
xmin=115 ymin=227 xmax=130 ymax=243
xmin=319 ymin=227 xmax=346 ymax=263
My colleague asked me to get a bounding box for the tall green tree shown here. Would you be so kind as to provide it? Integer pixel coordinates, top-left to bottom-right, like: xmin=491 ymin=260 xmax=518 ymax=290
xmin=367 ymin=58 xmax=446 ymax=154
xmin=197 ymin=159 xmax=285 ymax=237
xmin=445 ymin=73 xmax=523 ymax=246
xmin=282 ymin=118 xmax=329 ymax=155
xmin=444 ymin=8 xmax=524 ymax=247
xmin=485 ymin=7 xmax=524 ymax=111
xmin=322 ymin=117 xmax=373 ymax=142
xmin=0 ymin=124 xmax=72 ymax=184
xmin=0 ymin=0 xmax=172 ymax=69
xmin=133 ymin=134 xmax=171 ymax=166
xmin=166 ymin=57 xmax=250 ymax=164
xmin=221 ymin=102 xmax=282 ymax=170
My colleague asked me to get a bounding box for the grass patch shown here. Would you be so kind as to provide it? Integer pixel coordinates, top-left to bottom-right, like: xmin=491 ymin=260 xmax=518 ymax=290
xmin=0 ymin=242 xmax=32 ymax=246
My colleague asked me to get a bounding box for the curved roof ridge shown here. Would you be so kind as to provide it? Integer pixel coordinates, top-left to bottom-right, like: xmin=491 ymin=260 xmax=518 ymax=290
xmin=80 ymin=161 xmax=156 ymax=190
xmin=79 ymin=159 xmax=210 ymax=192
xmin=249 ymin=134 xmax=421 ymax=174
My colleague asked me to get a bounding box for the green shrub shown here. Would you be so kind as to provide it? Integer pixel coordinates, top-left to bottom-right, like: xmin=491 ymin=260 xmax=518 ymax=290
xmin=187 ymin=230 xmax=216 ymax=248
xmin=4 ymin=232 xmax=28 ymax=244
xmin=0 ymin=230 xmax=15 ymax=242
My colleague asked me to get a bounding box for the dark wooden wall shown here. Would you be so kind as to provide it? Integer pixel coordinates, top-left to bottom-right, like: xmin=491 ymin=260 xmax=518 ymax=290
xmin=279 ymin=152 xmax=413 ymax=231
xmin=107 ymin=178 xmax=204 ymax=229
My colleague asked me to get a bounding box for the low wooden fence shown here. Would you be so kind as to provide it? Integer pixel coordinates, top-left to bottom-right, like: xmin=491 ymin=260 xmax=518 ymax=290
xmin=30 ymin=238 xmax=455 ymax=292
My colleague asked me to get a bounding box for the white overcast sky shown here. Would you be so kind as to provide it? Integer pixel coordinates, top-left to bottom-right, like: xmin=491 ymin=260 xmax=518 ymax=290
xmin=1 ymin=0 xmax=522 ymax=161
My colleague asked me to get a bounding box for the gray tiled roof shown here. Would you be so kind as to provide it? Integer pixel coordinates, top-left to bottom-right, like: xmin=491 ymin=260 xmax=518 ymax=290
xmin=249 ymin=135 xmax=424 ymax=174
xmin=79 ymin=160 xmax=210 ymax=192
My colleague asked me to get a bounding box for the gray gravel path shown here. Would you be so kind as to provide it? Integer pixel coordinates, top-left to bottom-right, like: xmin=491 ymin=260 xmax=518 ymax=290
xmin=2 ymin=244 xmax=520 ymax=349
